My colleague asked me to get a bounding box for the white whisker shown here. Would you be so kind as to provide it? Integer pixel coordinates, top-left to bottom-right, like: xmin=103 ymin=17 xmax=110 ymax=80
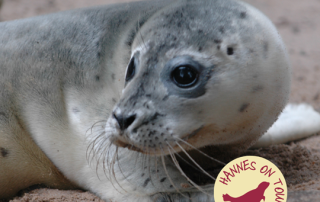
xmin=160 ymin=146 xmax=189 ymax=198
xmin=166 ymin=142 xmax=210 ymax=196
xmin=175 ymin=141 xmax=216 ymax=181
xmin=176 ymin=137 xmax=225 ymax=166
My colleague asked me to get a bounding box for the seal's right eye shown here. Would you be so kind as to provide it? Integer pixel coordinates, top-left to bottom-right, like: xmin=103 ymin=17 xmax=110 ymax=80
xmin=125 ymin=57 xmax=136 ymax=82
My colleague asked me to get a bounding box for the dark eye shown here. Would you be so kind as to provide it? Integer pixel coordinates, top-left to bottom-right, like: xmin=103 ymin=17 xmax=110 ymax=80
xmin=125 ymin=58 xmax=136 ymax=82
xmin=171 ymin=65 xmax=198 ymax=88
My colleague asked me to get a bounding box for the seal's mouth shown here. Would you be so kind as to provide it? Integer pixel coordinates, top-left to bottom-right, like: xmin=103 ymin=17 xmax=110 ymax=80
xmin=113 ymin=138 xmax=178 ymax=155
xmin=113 ymin=138 xmax=144 ymax=153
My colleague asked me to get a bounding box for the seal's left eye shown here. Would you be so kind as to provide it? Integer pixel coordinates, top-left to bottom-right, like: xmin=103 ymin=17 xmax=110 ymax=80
xmin=125 ymin=58 xmax=136 ymax=82
xmin=171 ymin=65 xmax=198 ymax=88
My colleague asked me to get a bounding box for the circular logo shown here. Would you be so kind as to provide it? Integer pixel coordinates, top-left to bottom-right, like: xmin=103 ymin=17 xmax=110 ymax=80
xmin=214 ymin=156 xmax=287 ymax=202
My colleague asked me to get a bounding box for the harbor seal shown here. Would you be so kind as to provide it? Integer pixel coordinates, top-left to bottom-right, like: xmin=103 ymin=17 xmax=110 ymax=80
xmin=0 ymin=0 xmax=291 ymax=201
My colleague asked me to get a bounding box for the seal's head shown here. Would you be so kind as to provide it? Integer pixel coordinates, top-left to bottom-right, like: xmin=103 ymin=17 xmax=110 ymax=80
xmin=107 ymin=0 xmax=290 ymax=156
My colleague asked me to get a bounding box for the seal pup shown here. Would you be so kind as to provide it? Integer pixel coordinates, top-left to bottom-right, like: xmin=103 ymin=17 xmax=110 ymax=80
xmin=0 ymin=0 xmax=294 ymax=201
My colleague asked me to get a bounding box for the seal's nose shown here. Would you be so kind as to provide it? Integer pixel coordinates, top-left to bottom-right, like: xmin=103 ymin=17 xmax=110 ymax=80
xmin=112 ymin=112 xmax=136 ymax=131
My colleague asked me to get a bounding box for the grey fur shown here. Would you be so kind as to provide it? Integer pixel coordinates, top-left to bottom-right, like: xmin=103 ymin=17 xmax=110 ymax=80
xmin=0 ymin=0 xmax=290 ymax=201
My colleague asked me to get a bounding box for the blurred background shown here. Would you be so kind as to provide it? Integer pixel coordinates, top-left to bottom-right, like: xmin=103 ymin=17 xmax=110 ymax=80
xmin=0 ymin=0 xmax=319 ymax=110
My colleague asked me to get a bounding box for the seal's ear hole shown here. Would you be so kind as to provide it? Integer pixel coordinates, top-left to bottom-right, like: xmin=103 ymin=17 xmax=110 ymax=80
xmin=171 ymin=65 xmax=199 ymax=88
xmin=227 ymin=47 xmax=234 ymax=55
xmin=125 ymin=57 xmax=136 ymax=82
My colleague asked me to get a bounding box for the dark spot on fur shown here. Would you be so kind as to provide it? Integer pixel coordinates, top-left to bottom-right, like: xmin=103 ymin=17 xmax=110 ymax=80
xmin=95 ymin=75 xmax=100 ymax=81
xmin=239 ymin=103 xmax=250 ymax=112
xmin=72 ymin=107 xmax=80 ymax=113
xmin=198 ymin=46 xmax=203 ymax=51
xmin=227 ymin=47 xmax=234 ymax=55
xmin=141 ymin=173 xmax=145 ymax=177
xmin=126 ymin=29 xmax=136 ymax=47
xmin=160 ymin=177 xmax=167 ymax=182
xmin=0 ymin=112 xmax=7 ymax=120
xmin=169 ymin=185 xmax=173 ymax=188
xmin=162 ymin=95 xmax=169 ymax=101
xmin=217 ymin=45 xmax=221 ymax=50
xmin=111 ymin=73 xmax=115 ymax=81
xmin=252 ymin=85 xmax=264 ymax=93
xmin=214 ymin=39 xmax=222 ymax=44
xmin=263 ymin=41 xmax=269 ymax=58
xmin=219 ymin=26 xmax=225 ymax=34
xmin=112 ymin=98 xmax=117 ymax=103
xmin=0 ymin=148 xmax=9 ymax=157
xmin=240 ymin=11 xmax=246 ymax=19
xmin=143 ymin=102 xmax=147 ymax=107
xmin=97 ymin=52 xmax=101 ymax=59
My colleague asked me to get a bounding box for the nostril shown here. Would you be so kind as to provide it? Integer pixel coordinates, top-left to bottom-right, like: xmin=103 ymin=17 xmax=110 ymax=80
xmin=112 ymin=112 xmax=136 ymax=131
xmin=126 ymin=115 xmax=136 ymax=128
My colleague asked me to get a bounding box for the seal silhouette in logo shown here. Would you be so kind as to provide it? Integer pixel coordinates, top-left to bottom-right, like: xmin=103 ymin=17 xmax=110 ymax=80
xmin=223 ymin=181 xmax=270 ymax=202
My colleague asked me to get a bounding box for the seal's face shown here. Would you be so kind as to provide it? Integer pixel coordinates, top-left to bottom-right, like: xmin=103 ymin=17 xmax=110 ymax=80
xmin=106 ymin=0 xmax=290 ymax=156
xmin=110 ymin=50 xmax=213 ymax=155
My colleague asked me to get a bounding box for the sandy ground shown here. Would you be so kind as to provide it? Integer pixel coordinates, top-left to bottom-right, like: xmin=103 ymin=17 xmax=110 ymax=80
xmin=0 ymin=0 xmax=319 ymax=201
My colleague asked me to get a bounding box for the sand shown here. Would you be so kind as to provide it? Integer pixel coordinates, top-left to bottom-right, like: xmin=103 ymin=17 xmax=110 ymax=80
xmin=0 ymin=0 xmax=319 ymax=201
